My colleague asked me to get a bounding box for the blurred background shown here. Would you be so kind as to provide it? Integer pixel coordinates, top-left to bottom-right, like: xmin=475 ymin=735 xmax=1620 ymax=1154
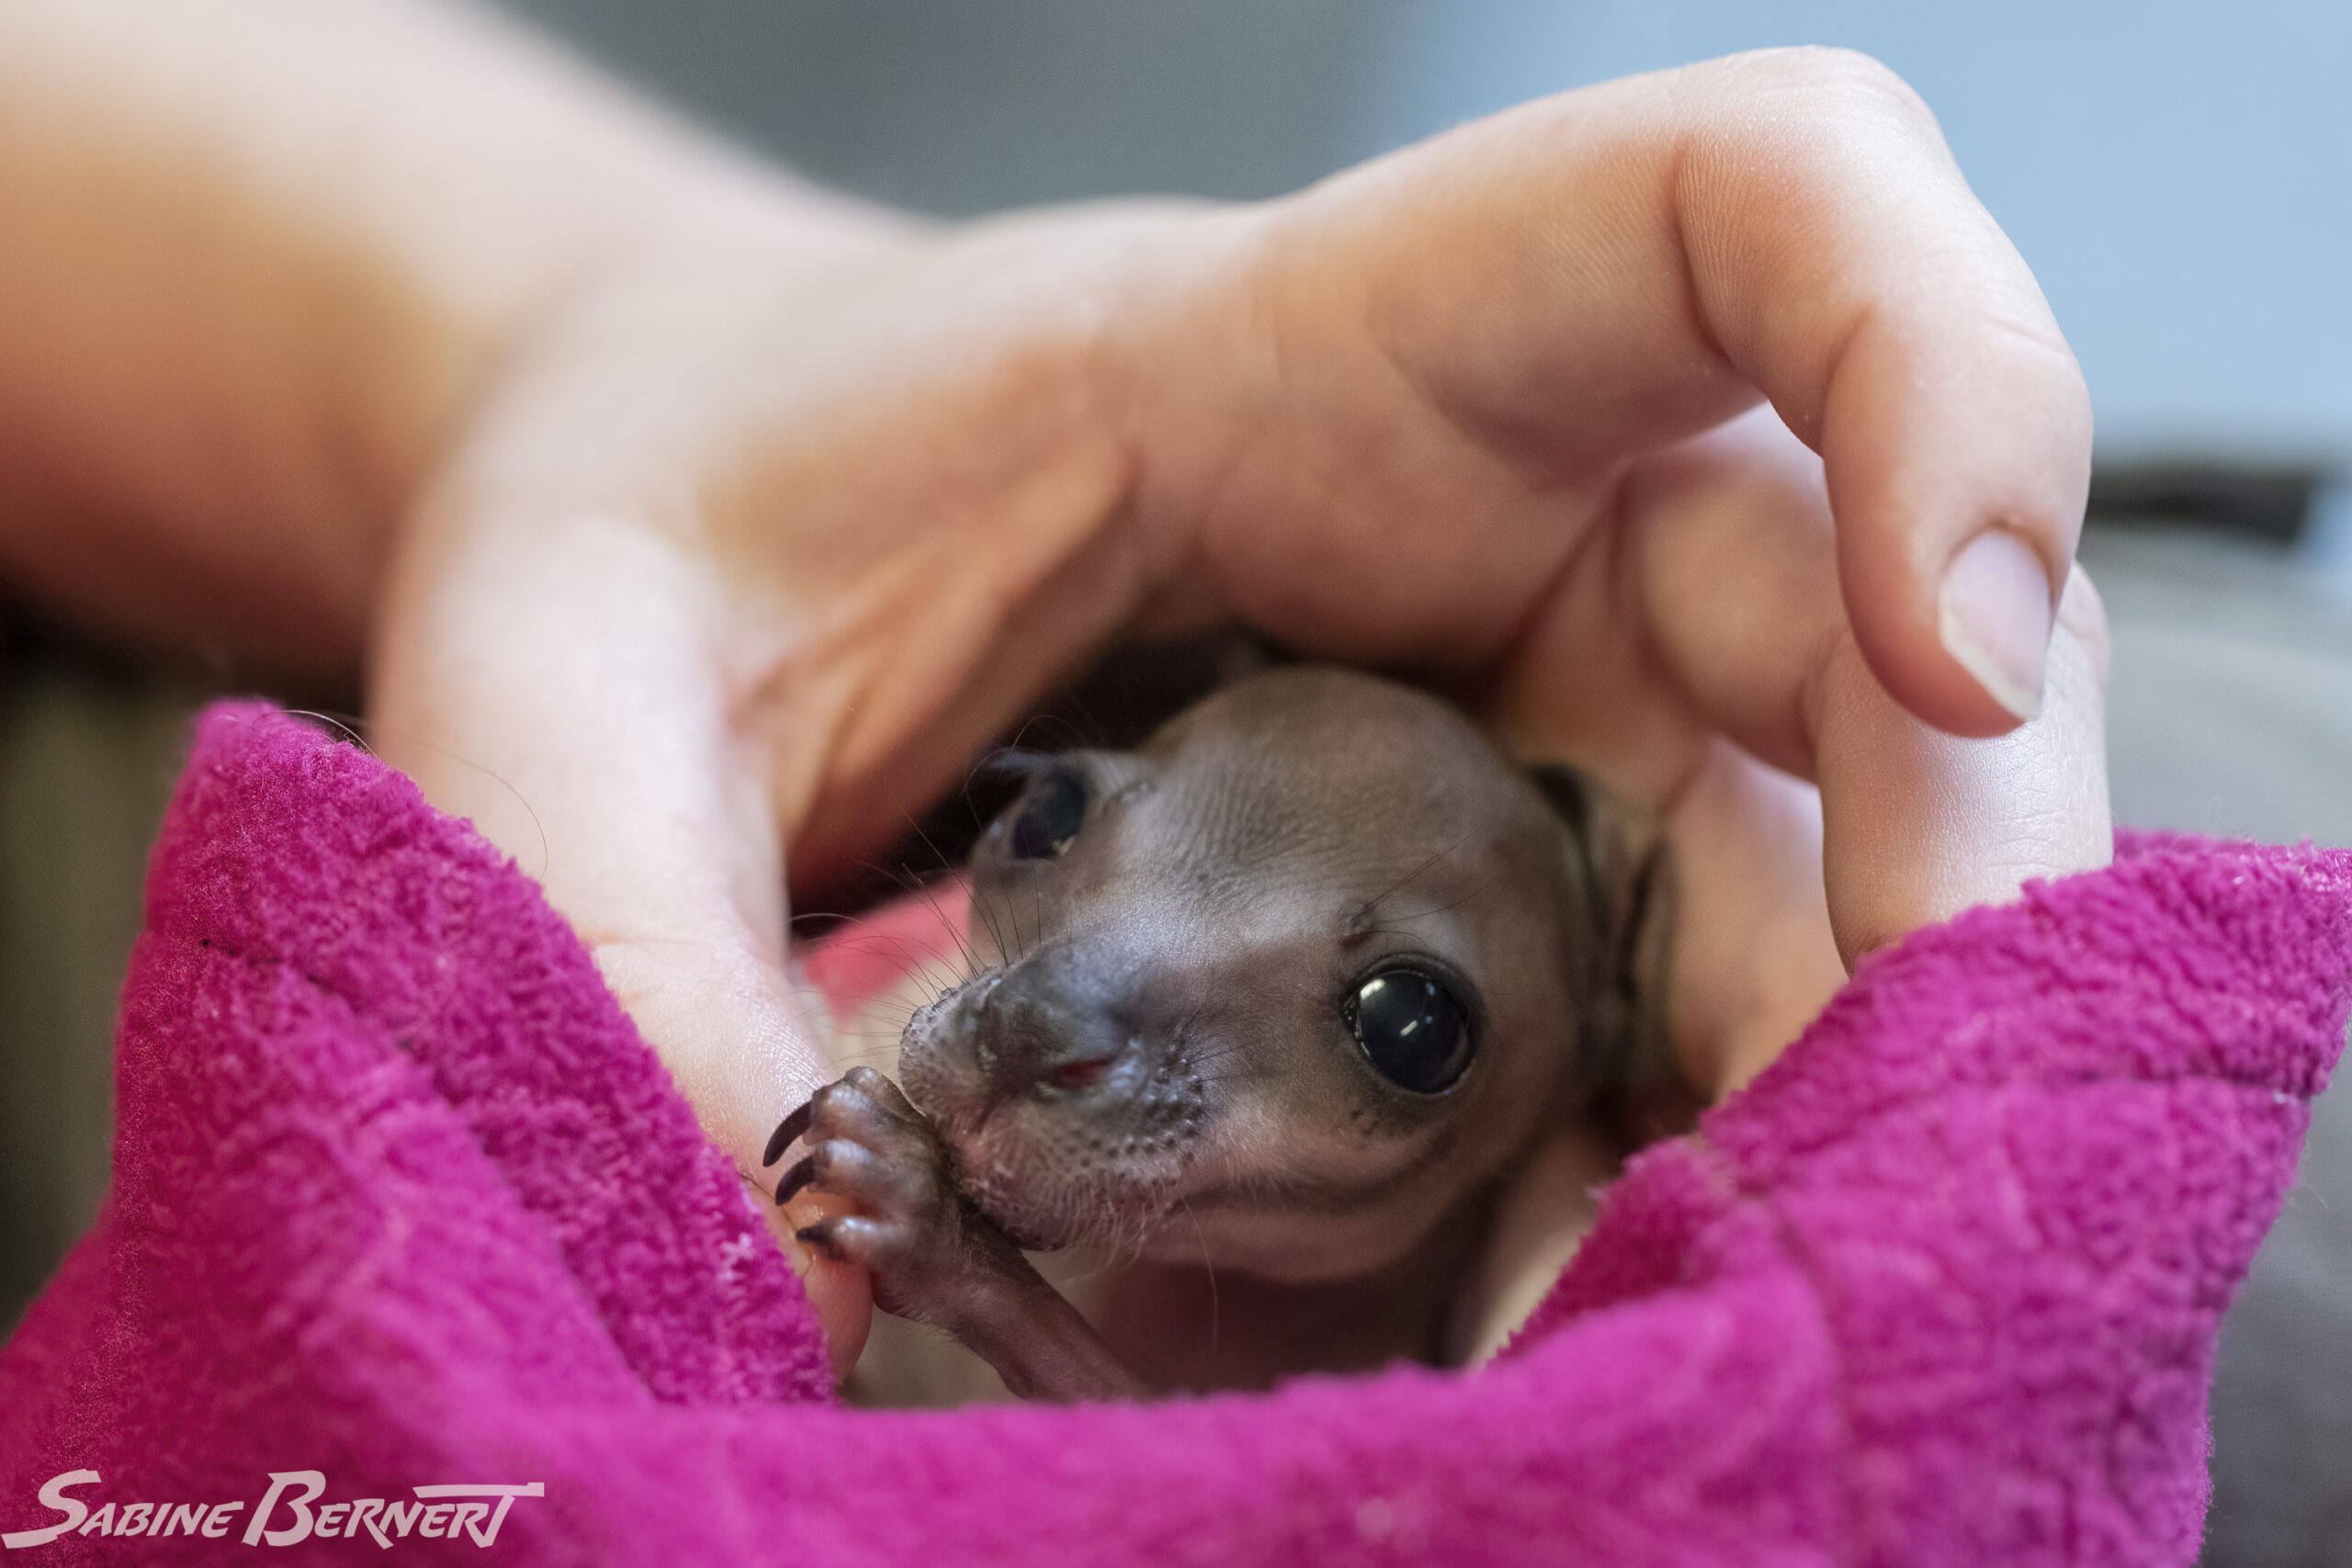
xmin=4 ymin=3 xmax=2347 ymax=1562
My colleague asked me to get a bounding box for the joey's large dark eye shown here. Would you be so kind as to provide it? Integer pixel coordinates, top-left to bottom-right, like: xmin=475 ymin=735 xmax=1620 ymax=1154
xmin=1346 ymin=969 xmax=1473 ymax=1094
xmin=1009 ymin=770 xmax=1088 ymax=860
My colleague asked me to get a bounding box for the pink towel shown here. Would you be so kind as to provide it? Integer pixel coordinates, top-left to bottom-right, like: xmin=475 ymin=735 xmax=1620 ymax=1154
xmin=1 ymin=704 xmax=2342 ymax=1564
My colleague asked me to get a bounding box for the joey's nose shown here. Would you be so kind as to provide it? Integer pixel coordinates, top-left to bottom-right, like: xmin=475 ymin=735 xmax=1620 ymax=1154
xmin=975 ymin=964 xmax=1133 ymax=1100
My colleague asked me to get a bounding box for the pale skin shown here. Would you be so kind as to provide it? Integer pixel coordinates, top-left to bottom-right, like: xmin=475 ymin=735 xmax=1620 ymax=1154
xmin=0 ymin=1 xmax=2109 ymax=1376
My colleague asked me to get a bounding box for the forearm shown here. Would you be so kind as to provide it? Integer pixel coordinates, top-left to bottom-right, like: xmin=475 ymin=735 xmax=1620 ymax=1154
xmin=0 ymin=0 xmax=899 ymax=672
xmin=946 ymin=1275 xmax=1148 ymax=1404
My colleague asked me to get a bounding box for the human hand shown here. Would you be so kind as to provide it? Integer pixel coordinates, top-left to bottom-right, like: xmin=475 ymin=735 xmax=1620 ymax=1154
xmin=369 ymin=46 xmax=2107 ymax=1371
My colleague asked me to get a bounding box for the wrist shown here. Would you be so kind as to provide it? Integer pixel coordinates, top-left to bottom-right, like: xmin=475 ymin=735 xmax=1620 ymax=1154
xmin=0 ymin=0 xmax=922 ymax=672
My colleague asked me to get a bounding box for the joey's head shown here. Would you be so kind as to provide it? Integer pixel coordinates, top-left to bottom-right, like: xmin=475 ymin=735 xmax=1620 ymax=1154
xmin=897 ymin=666 xmax=1668 ymax=1282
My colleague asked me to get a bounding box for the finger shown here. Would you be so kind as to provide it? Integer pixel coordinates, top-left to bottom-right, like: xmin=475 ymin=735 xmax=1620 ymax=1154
xmin=1483 ymin=412 xmax=1854 ymax=1093
xmin=1502 ymin=408 xmax=2109 ymax=965
xmin=1814 ymin=562 xmax=2111 ymax=959
xmin=1632 ymin=410 xmax=2109 ymax=956
xmin=373 ymin=506 xmax=822 ymax=1133
xmin=371 ymin=500 xmax=874 ymax=1367
xmin=1654 ymin=739 xmax=1852 ymax=1100
xmin=1214 ymin=46 xmax=2085 ymax=739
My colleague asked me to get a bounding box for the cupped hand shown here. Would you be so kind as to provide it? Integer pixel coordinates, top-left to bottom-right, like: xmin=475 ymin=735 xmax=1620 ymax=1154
xmin=370 ymin=47 xmax=2109 ymax=1372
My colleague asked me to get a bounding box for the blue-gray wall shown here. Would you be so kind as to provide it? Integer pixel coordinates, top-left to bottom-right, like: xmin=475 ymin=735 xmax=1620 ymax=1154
xmin=1358 ymin=0 xmax=2352 ymax=463
xmin=508 ymin=0 xmax=2350 ymax=467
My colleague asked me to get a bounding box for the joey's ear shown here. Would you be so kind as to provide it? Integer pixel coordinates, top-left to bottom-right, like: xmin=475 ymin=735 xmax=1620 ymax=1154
xmin=1524 ymin=764 xmax=1677 ymax=1103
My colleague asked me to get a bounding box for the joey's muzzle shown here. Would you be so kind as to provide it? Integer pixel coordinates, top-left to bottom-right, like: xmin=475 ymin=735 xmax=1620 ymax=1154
xmin=970 ymin=954 xmax=1138 ymax=1100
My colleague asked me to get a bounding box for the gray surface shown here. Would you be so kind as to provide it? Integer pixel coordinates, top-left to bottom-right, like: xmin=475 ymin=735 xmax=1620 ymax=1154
xmin=2095 ymin=527 xmax=2352 ymax=848
xmin=2209 ymin=1078 xmax=2352 ymax=1565
xmin=2084 ymin=527 xmax=2352 ymax=1568
xmin=495 ymin=0 xmax=1385 ymax=215
xmin=0 ymin=661 xmax=196 ymax=1325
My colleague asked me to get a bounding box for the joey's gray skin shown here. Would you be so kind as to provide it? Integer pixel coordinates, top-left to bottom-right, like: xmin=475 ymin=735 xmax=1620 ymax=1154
xmin=765 ymin=666 xmax=1674 ymax=1403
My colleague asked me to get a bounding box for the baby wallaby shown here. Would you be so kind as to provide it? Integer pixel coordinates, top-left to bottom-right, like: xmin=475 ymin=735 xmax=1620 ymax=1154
xmin=767 ymin=665 xmax=1677 ymax=1402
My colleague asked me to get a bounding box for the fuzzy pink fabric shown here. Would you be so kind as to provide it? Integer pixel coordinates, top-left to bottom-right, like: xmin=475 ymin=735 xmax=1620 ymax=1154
xmin=1 ymin=704 xmax=2344 ymax=1564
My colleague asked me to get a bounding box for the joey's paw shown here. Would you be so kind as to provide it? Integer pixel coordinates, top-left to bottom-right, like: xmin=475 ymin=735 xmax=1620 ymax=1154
xmin=763 ymin=1067 xmax=1025 ymax=1322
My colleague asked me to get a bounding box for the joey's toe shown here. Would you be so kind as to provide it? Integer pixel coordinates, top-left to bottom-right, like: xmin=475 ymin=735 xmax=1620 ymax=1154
xmin=807 ymin=1074 xmax=899 ymax=1142
xmin=797 ymin=1215 xmax=892 ymax=1269
xmin=774 ymin=1153 xmax=820 ymax=1207
xmin=842 ymin=1065 xmax=924 ymax=1122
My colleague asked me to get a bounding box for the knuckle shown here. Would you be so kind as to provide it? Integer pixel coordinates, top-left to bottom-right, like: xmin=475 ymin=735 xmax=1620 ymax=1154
xmin=1789 ymin=44 xmax=1909 ymax=95
xmin=1762 ymin=46 xmax=1922 ymax=111
xmin=1707 ymin=46 xmax=1939 ymax=145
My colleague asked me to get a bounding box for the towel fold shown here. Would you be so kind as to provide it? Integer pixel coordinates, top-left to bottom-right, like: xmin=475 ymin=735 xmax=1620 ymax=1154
xmin=2 ymin=705 xmax=2341 ymax=1565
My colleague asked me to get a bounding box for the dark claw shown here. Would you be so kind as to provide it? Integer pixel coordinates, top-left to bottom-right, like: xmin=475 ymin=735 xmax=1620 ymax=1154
xmin=774 ymin=1153 xmax=820 ymax=1208
xmin=763 ymin=1100 xmax=815 ymax=1168
xmin=795 ymin=1220 xmax=841 ymax=1260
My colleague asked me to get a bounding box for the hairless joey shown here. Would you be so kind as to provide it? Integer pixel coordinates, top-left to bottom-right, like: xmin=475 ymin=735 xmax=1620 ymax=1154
xmin=767 ymin=665 xmax=1681 ymax=1404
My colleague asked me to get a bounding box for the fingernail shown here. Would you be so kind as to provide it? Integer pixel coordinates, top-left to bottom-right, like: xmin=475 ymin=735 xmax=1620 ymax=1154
xmin=1939 ymin=529 xmax=2053 ymax=721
